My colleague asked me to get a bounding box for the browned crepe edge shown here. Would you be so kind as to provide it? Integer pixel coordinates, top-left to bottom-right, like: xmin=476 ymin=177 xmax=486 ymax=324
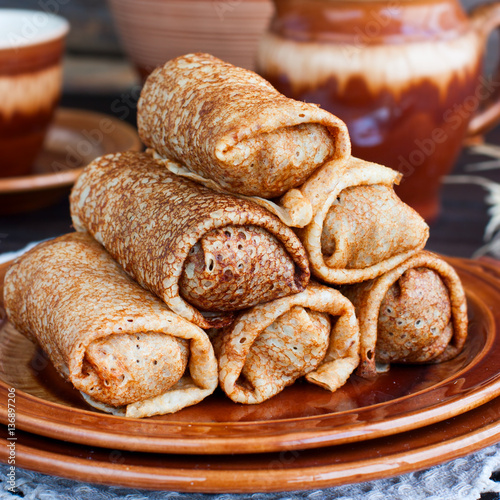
xmin=343 ymin=251 xmax=468 ymax=379
xmin=149 ymin=150 xmax=316 ymax=228
xmin=138 ymin=52 xmax=352 ymax=228
xmin=70 ymin=152 xmax=310 ymax=329
xmin=3 ymin=233 xmax=218 ymax=418
xmin=218 ymin=283 xmax=359 ymax=404
xmin=298 ymin=156 xmax=429 ymax=284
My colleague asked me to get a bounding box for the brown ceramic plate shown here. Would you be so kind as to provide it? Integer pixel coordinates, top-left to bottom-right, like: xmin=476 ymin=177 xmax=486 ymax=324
xmin=0 ymin=257 xmax=499 ymax=457
xmin=0 ymin=108 xmax=142 ymax=214
xmin=1 ymin=393 xmax=500 ymax=493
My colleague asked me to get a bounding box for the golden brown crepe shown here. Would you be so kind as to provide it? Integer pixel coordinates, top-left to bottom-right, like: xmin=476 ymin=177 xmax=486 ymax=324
xmin=70 ymin=152 xmax=310 ymax=329
xmin=3 ymin=232 xmax=218 ymax=418
xmin=341 ymin=251 xmax=468 ymax=379
xmin=213 ymin=283 xmax=359 ymax=404
xmin=137 ymin=52 xmax=351 ymax=227
xmin=297 ymin=156 xmax=429 ymax=284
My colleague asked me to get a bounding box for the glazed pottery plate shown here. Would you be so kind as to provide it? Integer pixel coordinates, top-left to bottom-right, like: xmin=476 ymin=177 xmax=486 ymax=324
xmin=0 ymin=257 xmax=500 ymax=457
xmin=1 ymin=395 xmax=500 ymax=492
xmin=0 ymin=108 xmax=142 ymax=214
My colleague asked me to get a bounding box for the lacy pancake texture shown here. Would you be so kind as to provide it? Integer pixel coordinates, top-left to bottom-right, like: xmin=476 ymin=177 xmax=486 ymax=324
xmin=213 ymin=283 xmax=359 ymax=404
xmin=70 ymin=152 xmax=310 ymax=329
xmin=297 ymin=156 xmax=429 ymax=284
xmin=341 ymin=251 xmax=468 ymax=378
xmin=3 ymin=233 xmax=218 ymax=417
xmin=138 ymin=52 xmax=351 ymax=227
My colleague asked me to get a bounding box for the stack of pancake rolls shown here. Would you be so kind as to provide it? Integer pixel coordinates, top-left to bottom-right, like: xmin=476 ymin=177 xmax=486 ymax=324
xmin=3 ymin=53 xmax=468 ymax=417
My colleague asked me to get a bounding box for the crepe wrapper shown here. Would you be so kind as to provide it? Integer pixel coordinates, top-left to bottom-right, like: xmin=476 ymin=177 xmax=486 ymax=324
xmin=213 ymin=283 xmax=360 ymax=404
xmin=137 ymin=52 xmax=351 ymax=228
xmin=341 ymin=251 xmax=468 ymax=379
xmin=70 ymin=152 xmax=310 ymax=329
xmin=297 ymin=156 xmax=429 ymax=284
xmin=3 ymin=232 xmax=218 ymax=418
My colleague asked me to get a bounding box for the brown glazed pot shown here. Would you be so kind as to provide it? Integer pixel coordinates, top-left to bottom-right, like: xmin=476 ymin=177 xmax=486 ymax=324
xmin=257 ymin=0 xmax=500 ymax=220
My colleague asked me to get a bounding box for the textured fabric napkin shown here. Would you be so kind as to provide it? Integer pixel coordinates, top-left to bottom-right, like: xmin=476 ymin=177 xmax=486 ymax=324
xmin=1 ymin=447 xmax=500 ymax=500
xmin=1 ymin=242 xmax=500 ymax=499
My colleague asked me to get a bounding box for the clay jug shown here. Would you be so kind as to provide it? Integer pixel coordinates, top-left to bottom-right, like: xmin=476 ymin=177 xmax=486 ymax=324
xmin=257 ymin=0 xmax=500 ymax=220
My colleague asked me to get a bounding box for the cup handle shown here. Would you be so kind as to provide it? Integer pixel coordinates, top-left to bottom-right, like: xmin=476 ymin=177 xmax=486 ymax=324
xmin=468 ymin=2 xmax=500 ymax=137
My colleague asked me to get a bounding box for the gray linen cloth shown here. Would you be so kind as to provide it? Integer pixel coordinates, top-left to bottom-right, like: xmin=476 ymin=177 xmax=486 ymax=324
xmin=1 ymin=445 xmax=500 ymax=500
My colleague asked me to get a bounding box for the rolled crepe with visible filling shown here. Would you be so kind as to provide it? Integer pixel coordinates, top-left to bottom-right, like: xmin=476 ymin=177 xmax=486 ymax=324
xmin=3 ymin=232 xmax=218 ymax=418
xmin=341 ymin=251 xmax=468 ymax=379
xmin=297 ymin=156 xmax=429 ymax=284
xmin=70 ymin=152 xmax=310 ymax=329
xmin=213 ymin=283 xmax=359 ymax=404
xmin=137 ymin=52 xmax=351 ymax=227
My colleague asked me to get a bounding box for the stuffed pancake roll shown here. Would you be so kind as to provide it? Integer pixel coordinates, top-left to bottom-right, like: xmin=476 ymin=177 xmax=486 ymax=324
xmin=3 ymin=232 xmax=218 ymax=417
xmin=297 ymin=156 xmax=429 ymax=284
xmin=341 ymin=251 xmax=468 ymax=379
xmin=137 ymin=52 xmax=351 ymax=227
xmin=70 ymin=152 xmax=310 ymax=329
xmin=213 ymin=283 xmax=359 ymax=404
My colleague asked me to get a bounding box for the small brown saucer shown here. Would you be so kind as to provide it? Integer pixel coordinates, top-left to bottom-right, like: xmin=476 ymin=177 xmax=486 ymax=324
xmin=0 ymin=108 xmax=142 ymax=214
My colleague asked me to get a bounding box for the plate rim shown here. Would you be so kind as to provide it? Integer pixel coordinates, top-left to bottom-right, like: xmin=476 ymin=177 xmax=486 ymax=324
xmin=1 ymin=392 xmax=500 ymax=493
xmin=1 ymin=256 xmax=500 ymax=455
